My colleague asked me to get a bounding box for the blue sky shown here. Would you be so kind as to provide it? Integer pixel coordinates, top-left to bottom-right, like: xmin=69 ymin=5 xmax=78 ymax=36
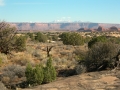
xmin=0 ymin=0 xmax=120 ymax=23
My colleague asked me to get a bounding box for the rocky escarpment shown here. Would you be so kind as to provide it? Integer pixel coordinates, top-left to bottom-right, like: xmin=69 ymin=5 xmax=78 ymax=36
xmin=9 ymin=22 xmax=120 ymax=31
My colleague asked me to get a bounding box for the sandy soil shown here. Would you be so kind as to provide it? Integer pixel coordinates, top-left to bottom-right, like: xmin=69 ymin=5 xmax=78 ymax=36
xmin=21 ymin=70 xmax=120 ymax=90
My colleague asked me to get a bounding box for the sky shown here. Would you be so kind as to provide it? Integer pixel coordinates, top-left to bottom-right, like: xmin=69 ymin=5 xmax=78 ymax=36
xmin=0 ymin=0 xmax=120 ymax=23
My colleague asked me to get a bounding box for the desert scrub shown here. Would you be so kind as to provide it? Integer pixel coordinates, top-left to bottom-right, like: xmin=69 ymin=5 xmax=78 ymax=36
xmin=1 ymin=65 xmax=25 ymax=85
xmin=26 ymin=46 xmax=35 ymax=55
xmin=32 ymin=49 xmax=46 ymax=60
xmin=11 ymin=52 xmax=34 ymax=66
xmin=60 ymin=51 xmax=68 ymax=56
xmin=67 ymin=52 xmax=73 ymax=60
xmin=0 ymin=58 xmax=2 ymax=66
xmin=25 ymin=57 xmax=56 ymax=85
xmin=75 ymin=64 xmax=87 ymax=74
xmin=0 ymin=81 xmax=7 ymax=90
xmin=32 ymin=49 xmax=41 ymax=58
xmin=65 ymin=45 xmax=73 ymax=50
xmin=0 ymin=53 xmax=8 ymax=63
xmin=79 ymin=42 xmax=119 ymax=72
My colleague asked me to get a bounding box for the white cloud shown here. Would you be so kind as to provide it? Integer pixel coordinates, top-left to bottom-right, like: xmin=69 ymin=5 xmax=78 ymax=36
xmin=0 ymin=0 xmax=4 ymax=6
xmin=54 ymin=16 xmax=72 ymax=23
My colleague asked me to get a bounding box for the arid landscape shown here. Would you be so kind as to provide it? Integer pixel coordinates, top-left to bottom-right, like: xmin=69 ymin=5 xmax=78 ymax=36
xmin=22 ymin=70 xmax=120 ymax=90
xmin=0 ymin=21 xmax=120 ymax=90
xmin=1 ymin=0 xmax=120 ymax=90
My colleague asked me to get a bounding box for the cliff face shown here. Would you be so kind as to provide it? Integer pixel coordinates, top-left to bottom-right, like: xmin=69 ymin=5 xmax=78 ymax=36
xmin=9 ymin=22 xmax=120 ymax=31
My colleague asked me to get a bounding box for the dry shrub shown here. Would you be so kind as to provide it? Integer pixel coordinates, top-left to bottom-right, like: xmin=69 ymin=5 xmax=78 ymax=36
xmin=75 ymin=64 xmax=87 ymax=74
xmin=26 ymin=46 xmax=35 ymax=55
xmin=11 ymin=52 xmax=34 ymax=66
xmin=1 ymin=77 xmax=10 ymax=84
xmin=0 ymin=81 xmax=7 ymax=90
xmin=60 ymin=51 xmax=68 ymax=56
xmin=0 ymin=53 xmax=8 ymax=63
xmin=32 ymin=49 xmax=46 ymax=60
xmin=1 ymin=65 xmax=25 ymax=85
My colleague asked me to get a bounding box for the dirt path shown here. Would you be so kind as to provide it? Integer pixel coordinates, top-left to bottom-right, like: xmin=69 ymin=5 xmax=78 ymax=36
xmin=21 ymin=70 xmax=120 ymax=90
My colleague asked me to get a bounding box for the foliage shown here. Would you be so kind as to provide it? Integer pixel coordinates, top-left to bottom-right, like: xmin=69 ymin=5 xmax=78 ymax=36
xmin=25 ymin=63 xmax=34 ymax=84
xmin=84 ymin=36 xmax=91 ymax=43
xmin=13 ymin=35 xmax=27 ymax=52
xmin=82 ymin=42 xmax=119 ymax=72
xmin=108 ymin=37 xmax=120 ymax=44
xmin=43 ymin=57 xmax=56 ymax=83
xmin=59 ymin=32 xmax=84 ymax=46
xmin=52 ymin=35 xmax=58 ymax=41
xmin=33 ymin=65 xmax=44 ymax=85
xmin=0 ymin=53 xmax=8 ymax=66
xmin=0 ymin=81 xmax=6 ymax=90
xmin=27 ymin=32 xmax=34 ymax=41
xmin=0 ymin=21 xmax=16 ymax=54
xmin=35 ymin=32 xmax=48 ymax=43
xmin=25 ymin=57 xmax=56 ymax=85
xmin=88 ymin=36 xmax=107 ymax=48
xmin=0 ymin=57 xmax=2 ymax=66
xmin=0 ymin=21 xmax=27 ymax=54
xmin=75 ymin=64 xmax=87 ymax=74
xmin=1 ymin=65 xmax=25 ymax=84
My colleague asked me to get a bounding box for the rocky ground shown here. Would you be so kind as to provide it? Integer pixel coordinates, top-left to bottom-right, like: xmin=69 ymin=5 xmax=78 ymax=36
xmin=20 ymin=70 xmax=120 ymax=90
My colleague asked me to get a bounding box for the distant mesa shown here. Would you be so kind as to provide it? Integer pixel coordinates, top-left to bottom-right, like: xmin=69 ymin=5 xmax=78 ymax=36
xmin=9 ymin=22 xmax=120 ymax=31
xmin=97 ymin=26 xmax=105 ymax=31
xmin=77 ymin=28 xmax=85 ymax=31
xmin=109 ymin=26 xmax=118 ymax=31
xmin=77 ymin=28 xmax=92 ymax=32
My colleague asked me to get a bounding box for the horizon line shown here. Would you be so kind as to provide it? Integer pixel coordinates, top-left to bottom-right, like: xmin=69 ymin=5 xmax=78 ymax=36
xmin=6 ymin=21 xmax=120 ymax=24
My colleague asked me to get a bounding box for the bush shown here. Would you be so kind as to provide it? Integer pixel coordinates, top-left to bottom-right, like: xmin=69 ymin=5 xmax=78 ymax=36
xmin=25 ymin=63 xmax=34 ymax=85
xmin=84 ymin=42 xmax=119 ymax=71
xmin=0 ymin=21 xmax=27 ymax=54
xmin=35 ymin=32 xmax=48 ymax=43
xmin=88 ymin=36 xmax=107 ymax=48
xmin=13 ymin=35 xmax=27 ymax=52
xmin=12 ymin=52 xmax=33 ymax=66
xmin=0 ymin=53 xmax=8 ymax=66
xmin=33 ymin=65 xmax=44 ymax=85
xmin=59 ymin=32 xmax=84 ymax=46
xmin=0 ymin=81 xmax=7 ymax=90
xmin=52 ymin=35 xmax=58 ymax=41
xmin=0 ymin=53 xmax=7 ymax=63
xmin=27 ymin=32 xmax=34 ymax=41
xmin=25 ymin=57 xmax=56 ymax=85
xmin=43 ymin=57 xmax=56 ymax=83
xmin=1 ymin=65 xmax=25 ymax=85
xmin=75 ymin=64 xmax=87 ymax=74
xmin=0 ymin=21 xmax=16 ymax=54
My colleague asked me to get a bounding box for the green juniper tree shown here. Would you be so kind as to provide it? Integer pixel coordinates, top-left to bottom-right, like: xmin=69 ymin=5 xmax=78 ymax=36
xmin=33 ymin=65 xmax=44 ymax=85
xmin=43 ymin=57 xmax=56 ymax=83
xmin=25 ymin=63 xmax=34 ymax=85
xmin=59 ymin=32 xmax=84 ymax=46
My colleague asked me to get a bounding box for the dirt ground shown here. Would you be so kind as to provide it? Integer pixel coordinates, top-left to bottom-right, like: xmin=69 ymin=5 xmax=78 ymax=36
xmin=21 ymin=70 xmax=120 ymax=90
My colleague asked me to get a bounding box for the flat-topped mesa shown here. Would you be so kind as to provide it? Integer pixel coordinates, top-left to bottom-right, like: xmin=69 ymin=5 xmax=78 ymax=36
xmin=97 ymin=26 xmax=105 ymax=31
xmin=109 ymin=26 xmax=118 ymax=31
xmin=77 ymin=28 xmax=92 ymax=32
xmin=8 ymin=22 xmax=120 ymax=31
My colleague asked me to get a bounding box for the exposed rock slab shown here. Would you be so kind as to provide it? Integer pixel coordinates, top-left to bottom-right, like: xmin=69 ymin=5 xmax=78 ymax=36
xmin=22 ymin=70 xmax=120 ymax=90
